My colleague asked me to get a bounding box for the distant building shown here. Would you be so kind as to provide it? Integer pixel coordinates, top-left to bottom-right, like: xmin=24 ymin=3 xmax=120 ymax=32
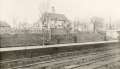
xmin=41 ymin=12 xmax=70 ymax=29
xmin=106 ymin=30 xmax=119 ymax=40
xmin=0 ymin=21 xmax=11 ymax=34
xmin=113 ymin=23 xmax=120 ymax=30
xmin=41 ymin=12 xmax=71 ymax=35
xmin=30 ymin=21 xmax=43 ymax=33
xmin=73 ymin=21 xmax=93 ymax=32
xmin=12 ymin=23 xmax=32 ymax=34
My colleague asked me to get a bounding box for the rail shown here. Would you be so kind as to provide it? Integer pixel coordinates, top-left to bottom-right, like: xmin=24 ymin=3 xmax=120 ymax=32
xmin=0 ymin=40 xmax=119 ymax=69
xmin=0 ymin=40 xmax=119 ymax=52
xmin=8 ymin=47 xmax=120 ymax=69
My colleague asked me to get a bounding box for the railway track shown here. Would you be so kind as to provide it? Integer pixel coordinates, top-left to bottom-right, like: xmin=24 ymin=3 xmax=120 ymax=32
xmin=0 ymin=40 xmax=119 ymax=69
xmin=69 ymin=57 xmax=120 ymax=69
xmin=64 ymin=50 xmax=120 ymax=69
xmin=1 ymin=45 xmax=120 ymax=69
xmin=1 ymin=43 xmax=119 ymax=62
xmin=94 ymin=61 xmax=120 ymax=69
xmin=19 ymin=47 xmax=120 ymax=69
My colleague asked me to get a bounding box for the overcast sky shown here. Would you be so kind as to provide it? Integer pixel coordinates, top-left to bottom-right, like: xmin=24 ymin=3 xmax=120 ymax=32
xmin=0 ymin=0 xmax=120 ymax=25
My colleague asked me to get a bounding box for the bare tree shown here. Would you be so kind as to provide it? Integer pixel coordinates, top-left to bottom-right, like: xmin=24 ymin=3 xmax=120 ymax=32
xmin=18 ymin=22 xmax=30 ymax=34
xmin=91 ymin=16 xmax=104 ymax=32
xmin=90 ymin=16 xmax=107 ymax=40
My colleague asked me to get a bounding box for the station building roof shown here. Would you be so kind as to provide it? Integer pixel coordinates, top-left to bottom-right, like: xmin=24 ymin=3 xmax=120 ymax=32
xmin=41 ymin=12 xmax=68 ymax=21
xmin=0 ymin=21 xmax=10 ymax=27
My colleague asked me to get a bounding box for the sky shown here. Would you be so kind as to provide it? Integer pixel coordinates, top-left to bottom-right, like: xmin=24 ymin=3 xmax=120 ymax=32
xmin=0 ymin=0 xmax=120 ymax=26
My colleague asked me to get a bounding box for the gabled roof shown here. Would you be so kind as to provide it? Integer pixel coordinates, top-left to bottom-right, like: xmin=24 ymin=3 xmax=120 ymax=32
xmin=0 ymin=21 xmax=10 ymax=27
xmin=41 ymin=12 xmax=68 ymax=21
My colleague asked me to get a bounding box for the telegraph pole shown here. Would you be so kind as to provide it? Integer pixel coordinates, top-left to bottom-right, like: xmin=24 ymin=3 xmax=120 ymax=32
xmin=109 ymin=16 xmax=112 ymax=30
xmin=42 ymin=0 xmax=52 ymax=46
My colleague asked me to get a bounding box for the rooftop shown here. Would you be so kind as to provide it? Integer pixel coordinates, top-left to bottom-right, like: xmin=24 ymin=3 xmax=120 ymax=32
xmin=0 ymin=21 xmax=10 ymax=27
xmin=41 ymin=12 xmax=68 ymax=21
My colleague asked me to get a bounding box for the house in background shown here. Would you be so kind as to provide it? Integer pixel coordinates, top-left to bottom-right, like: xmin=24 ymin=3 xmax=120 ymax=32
xmin=41 ymin=12 xmax=71 ymax=35
xmin=30 ymin=21 xmax=43 ymax=33
xmin=41 ymin=12 xmax=69 ymax=29
xmin=0 ymin=21 xmax=11 ymax=34
xmin=72 ymin=20 xmax=94 ymax=33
